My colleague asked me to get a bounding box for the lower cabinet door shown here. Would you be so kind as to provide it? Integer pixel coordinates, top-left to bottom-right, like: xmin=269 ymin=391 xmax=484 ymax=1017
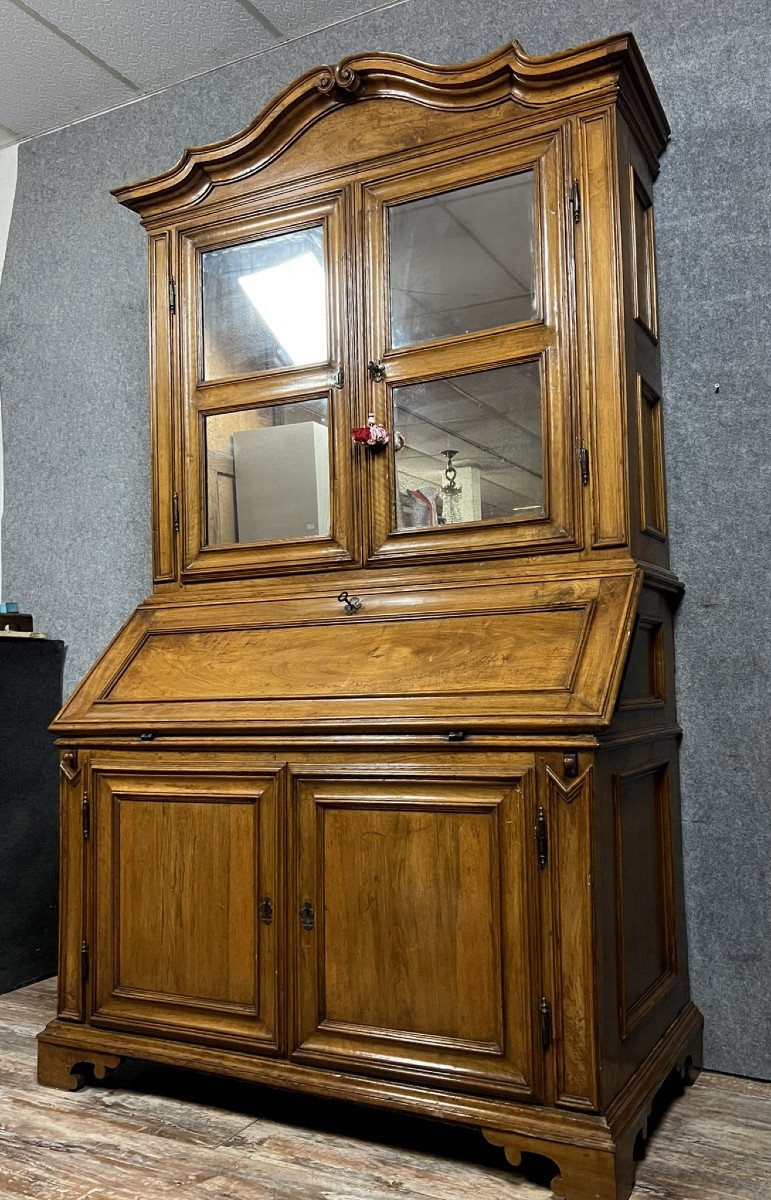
xmin=90 ymin=759 xmax=281 ymax=1052
xmin=291 ymin=769 xmax=541 ymax=1098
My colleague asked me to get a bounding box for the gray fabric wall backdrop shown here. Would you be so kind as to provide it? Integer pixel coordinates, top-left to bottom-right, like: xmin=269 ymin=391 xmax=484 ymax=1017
xmin=1 ymin=0 xmax=769 ymax=1079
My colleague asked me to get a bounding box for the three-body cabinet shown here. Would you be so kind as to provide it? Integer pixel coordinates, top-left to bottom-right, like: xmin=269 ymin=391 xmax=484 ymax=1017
xmin=39 ymin=35 xmax=702 ymax=1200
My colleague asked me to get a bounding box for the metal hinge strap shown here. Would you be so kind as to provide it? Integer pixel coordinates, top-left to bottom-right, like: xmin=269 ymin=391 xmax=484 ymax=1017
xmin=172 ymin=491 xmax=180 ymax=532
xmin=579 ymin=446 xmax=590 ymax=486
xmin=168 ymin=277 xmax=176 ymax=314
xmin=535 ymin=806 xmax=548 ymax=869
xmin=81 ymin=941 xmax=90 ymax=982
xmin=569 ymin=179 xmax=581 ymax=224
xmin=82 ymin=792 xmax=90 ymax=840
xmin=540 ymin=997 xmax=552 ymax=1052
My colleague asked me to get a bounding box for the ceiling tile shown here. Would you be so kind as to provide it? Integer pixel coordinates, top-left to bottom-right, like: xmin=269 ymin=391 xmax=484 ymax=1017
xmin=256 ymin=0 xmax=391 ymax=39
xmin=31 ymin=0 xmax=278 ymax=92
xmin=0 ymin=0 xmax=134 ymax=137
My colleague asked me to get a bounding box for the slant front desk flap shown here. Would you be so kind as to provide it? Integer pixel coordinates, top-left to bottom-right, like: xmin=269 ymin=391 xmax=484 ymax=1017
xmin=54 ymin=568 xmax=642 ymax=734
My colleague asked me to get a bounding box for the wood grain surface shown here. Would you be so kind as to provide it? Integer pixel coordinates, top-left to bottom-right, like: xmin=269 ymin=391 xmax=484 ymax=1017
xmin=6 ymin=979 xmax=770 ymax=1198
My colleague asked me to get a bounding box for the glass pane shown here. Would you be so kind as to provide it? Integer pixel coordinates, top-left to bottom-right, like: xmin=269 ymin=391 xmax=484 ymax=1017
xmin=205 ymin=398 xmax=330 ymax=545
xmin=389 ymin=172 xmax=535 ymax=348
xmin=392 ymin=363 xmax=542 ymax=530
xmin=202 ymin=226 xmax=328 ymax=380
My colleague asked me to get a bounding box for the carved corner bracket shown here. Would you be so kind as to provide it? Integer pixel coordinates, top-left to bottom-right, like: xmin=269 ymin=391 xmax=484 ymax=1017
xmin=546 ymin=764 xmax=592 ymax=804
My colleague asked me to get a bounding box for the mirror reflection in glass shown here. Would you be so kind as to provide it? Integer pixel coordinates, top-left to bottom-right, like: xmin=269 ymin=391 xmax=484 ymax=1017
xmin=392 ymin=363 xmax=542 ymax=531
xmin=205 ymin=398 xmax=330 ymax=546
xmin=202 ymin=226 xmax=328 ymax=380
xmin=389 ymin=171 xmax=535 ymax=348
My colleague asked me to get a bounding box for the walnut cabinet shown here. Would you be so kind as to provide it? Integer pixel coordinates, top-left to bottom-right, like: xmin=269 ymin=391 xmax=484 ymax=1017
xmin=39 ymin=34 xmax=702 ymax=1200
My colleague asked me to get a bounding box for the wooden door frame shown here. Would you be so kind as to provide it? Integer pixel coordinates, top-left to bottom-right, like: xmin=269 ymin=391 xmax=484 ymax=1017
xmin=177 ymin=191 xmax=360 ymax=580
xmin=359 ymin=125 xmax=579 ymax=566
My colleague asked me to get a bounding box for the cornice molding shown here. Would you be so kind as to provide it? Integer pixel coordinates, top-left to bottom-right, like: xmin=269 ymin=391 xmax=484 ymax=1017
xmin=112 ymin=33 xmax=669 ymax=219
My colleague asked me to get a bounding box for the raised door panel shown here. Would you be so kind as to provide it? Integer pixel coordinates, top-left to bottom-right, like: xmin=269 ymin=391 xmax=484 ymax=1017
xmin=91 ymin=763 xmax=281 ymax=1051
xmin=292 ymin=770 xmax=540 ymax=1099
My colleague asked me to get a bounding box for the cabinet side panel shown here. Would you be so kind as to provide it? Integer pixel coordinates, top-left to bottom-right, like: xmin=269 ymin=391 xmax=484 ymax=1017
xmin=594 ymin=734 xmax=690 ymax=1105
xmin=149 ymin=233 xmax=177 ymax=582
xmin=576 ymin=109 xmax=628 ymax=550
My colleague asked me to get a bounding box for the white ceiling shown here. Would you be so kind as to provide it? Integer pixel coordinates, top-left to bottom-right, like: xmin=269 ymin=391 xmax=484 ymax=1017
xmin=0 ymin=0 xmax=402 ymax=149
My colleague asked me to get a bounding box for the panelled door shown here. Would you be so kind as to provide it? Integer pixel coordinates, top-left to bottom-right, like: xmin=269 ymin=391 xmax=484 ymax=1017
xmin=291 ymin=767 xmax=541 ymax=1099
xmin=90 ymin=758 xmax=282 ymax=1052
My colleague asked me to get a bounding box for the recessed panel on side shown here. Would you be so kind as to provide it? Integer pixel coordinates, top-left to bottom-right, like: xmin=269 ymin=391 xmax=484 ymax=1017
xmin=613 ymin=762 xmax=677 ymax=1038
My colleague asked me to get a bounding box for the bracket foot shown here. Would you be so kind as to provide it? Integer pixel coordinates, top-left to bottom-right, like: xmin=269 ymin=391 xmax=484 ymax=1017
xmin=37 ymin=1039 xmax=122 ymax=1091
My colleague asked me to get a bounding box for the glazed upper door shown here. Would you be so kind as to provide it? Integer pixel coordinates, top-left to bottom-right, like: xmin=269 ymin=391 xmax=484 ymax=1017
xmin=89 ymin=758 xmax=282 ymax=1052
xmin=173 ymin=127 xmax=576 ymax=579
xmin=179 ymin=191 xmax=359 ymax=579
xmin=361 ymin=127 xmax=577 ymax=564
xmin=291 ymin=767 xmax=541 ymax=1099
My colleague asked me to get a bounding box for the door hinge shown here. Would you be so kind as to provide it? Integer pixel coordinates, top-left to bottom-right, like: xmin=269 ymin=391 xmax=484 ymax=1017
xmin=81 ymin=791 xmax=90 ymax=840
xmin=579 ymin=445 xmax=590 ymax=486
xmin=334 ymin=367 xmax=344 ymax=388
xmin=569 ymin=179 xmax=581 ymax=224
xmin=81 ymin=941 xmax=90 ymax=982
xmin=168 ymin=276 xmax=176 ymax=314
xmin=535 ymin=805 xmax=548 ymax=869
xmin=539 ymin=997 xmax=552 ymax=1052
xmin=172 ymin=491 xmax=180 ymax=532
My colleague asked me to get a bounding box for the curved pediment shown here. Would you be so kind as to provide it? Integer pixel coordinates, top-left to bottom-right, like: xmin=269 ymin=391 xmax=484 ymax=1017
xmin=113 ymin=33 xmax=668 ymax=220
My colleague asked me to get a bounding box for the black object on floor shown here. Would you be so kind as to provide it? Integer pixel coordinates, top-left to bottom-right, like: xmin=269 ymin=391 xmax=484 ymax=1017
xmin=0 ymin=637 xmax=65 ymax=993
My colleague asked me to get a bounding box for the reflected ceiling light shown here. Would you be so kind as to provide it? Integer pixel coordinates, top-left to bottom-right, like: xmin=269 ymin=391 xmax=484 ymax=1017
xmin=239 ymin=251 xmax=327 ymax=366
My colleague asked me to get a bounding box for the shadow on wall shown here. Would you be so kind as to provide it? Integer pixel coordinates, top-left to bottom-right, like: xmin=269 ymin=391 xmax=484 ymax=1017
xmin=0 ymin=143 xmax=19 ymax=597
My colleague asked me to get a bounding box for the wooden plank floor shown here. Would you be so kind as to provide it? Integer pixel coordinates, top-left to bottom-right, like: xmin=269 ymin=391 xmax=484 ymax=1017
xmin=0 ymin=979 xmax=769 ymax=1199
